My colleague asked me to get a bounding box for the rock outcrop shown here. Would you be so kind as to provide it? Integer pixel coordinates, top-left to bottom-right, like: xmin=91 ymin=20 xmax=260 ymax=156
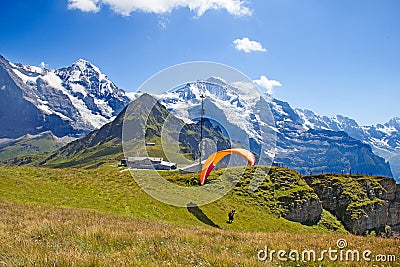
xmin=282 ymin=196 xmax=322 ymax=224
xmin=304 ymin=174 xmax=400 ymax=235
xmin=389 ymin=184 xmax=400 ymax=230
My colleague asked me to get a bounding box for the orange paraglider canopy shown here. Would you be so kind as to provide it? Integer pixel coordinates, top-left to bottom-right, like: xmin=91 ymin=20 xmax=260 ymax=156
xmin=199 ymin=148 xmax=256 ymax=185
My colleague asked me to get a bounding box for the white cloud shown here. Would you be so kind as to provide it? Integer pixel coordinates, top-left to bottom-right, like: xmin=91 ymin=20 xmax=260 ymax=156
xmin=233 ymin=37 xmax=266 ymax=53
xmin=67 ymin=0 xmax=252 ymax=17
xmin=253 ymin=75 xmax=282 ymax=95
xmin=39 ymin=61 xmax=48 ymax=68
xmin=68 ymin=0 xmax=100 ymax=12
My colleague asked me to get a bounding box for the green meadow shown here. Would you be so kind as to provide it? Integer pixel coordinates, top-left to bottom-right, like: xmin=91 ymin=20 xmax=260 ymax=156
xmin=0 ymin=166 xmax=398 ymax=266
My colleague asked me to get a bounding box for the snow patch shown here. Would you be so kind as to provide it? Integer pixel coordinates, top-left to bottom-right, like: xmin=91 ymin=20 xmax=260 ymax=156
xmin=70 ymin=83 xmax=88 ymax=97
xmin=126 ymin=92 xmax=141 ymax=101
xmin=94 ymin=98 xmax=114 ymax=118
xmin=11 ymin=67 xmax=38 ymax=84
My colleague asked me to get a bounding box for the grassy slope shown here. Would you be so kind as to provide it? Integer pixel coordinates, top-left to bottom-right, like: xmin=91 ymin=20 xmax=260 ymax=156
xmin=0 ymin=132 xmax=65 ymax=161
xmin=0 ymin=166 xmax=399 ymax=266
xmin=0 ymin=166 xmax=337 ymax=233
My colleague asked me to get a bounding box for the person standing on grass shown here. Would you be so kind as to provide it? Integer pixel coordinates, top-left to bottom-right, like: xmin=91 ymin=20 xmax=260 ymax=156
xmin=228 ymin=209 xmax=236 ymax=224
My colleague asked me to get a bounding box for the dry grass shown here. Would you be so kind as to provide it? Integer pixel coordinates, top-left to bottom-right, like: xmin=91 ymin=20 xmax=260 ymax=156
xmin=0 ymin=201 xmax=399 ymax=267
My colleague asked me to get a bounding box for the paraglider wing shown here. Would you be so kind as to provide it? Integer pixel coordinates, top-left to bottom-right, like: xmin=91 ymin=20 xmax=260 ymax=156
xmin=199 ymin=149 xmax=256 ymax=185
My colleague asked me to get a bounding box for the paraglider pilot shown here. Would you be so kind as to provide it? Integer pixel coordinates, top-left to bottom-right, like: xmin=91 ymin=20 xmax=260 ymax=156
xmin=228 ymin=209 xmax=236 ymax=224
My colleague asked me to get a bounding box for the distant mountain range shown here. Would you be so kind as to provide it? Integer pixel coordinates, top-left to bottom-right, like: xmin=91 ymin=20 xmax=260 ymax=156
xmin=1 ymin=55 xmax=399 ymax=181
xmin=296 ymin=109 xmax=400 ymax=180
xmin=153 ymin=79 xmax=392 ymax=178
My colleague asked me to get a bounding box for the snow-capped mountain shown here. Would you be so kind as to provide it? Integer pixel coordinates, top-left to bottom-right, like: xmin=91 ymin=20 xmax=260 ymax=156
xmin=0 ymin=55 xmax=130 ymax=139
xmin=296 ymin=109 xmax=400 ymax=180
xmin=155 ymin=77 xmax=392 ymax=178
xmin=1 ymin=54 xmax=396 ymax=180
xmin=157 ymin=77 xmax=276 ymax=162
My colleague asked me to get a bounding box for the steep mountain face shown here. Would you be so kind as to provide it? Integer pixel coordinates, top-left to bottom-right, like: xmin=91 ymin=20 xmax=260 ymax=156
xmin=296 ymin=109 xmax=400 ymax=181
xmin=268 ymin=101 xmax=392 ymax=177
xmin=155 ymin=78 xmax=392 ymax=177
xmin=0 ymin=55 xmax=130 ymax=139
xmin=157 ymin=78 xmax=276 ymax=161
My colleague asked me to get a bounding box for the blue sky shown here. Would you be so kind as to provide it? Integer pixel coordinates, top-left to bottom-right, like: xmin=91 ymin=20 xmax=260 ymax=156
xmin=0 ymin=0 xmax=399 ymax=125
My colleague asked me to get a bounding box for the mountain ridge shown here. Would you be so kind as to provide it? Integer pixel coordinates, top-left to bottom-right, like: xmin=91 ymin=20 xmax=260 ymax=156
xmin=154 ymin=79 xmax=393 ymax=178
xmin=296 ymin=108 xmax=400 ymax=181
xmin=1 ymin=55 xmax=398 ymax=180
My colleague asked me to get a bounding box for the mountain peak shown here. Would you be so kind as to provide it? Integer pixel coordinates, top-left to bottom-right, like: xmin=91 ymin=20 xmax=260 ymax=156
xmin=75 ymin=58 xmax=88 ymax=64
xmin=73 ymin=58 xmax=92 ymax=65
xmin=71 ymin=58 xmax=101 ymax=73
xmin=56 ymin=58 xmax=120 ymax=96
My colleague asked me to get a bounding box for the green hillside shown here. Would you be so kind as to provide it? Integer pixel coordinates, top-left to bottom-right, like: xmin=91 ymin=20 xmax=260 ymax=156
xmin=1 ymin=165 xmax=399 ymax=266
xmin=0 ymin=131 xmax=66 ymax=161
xmin=0 ymin=166 xmax=341 ymax=233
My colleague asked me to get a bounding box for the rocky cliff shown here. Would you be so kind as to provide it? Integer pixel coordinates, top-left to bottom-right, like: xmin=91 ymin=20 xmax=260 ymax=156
xmin=304 ymin=174 xmax=400 ymax=235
